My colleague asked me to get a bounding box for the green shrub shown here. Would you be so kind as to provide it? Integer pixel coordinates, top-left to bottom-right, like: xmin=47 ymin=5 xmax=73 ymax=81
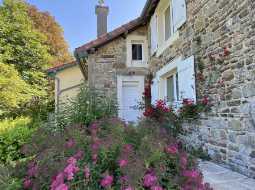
xmin=0 ymin=117 xmax=36 ymax=164
xmin=0 ymin=165 xmax=22 ymax=190
xmin=53 ymin=86 xmax=118 ymax=130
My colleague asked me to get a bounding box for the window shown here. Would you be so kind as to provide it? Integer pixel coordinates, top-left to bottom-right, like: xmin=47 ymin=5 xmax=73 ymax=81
xmin=164 ymin=72 xmax=179 ymax=103
xmin=132 ymin=44 xmax=143 ymax=61
xmin=164 ymin=6 xmax=171 ymax=41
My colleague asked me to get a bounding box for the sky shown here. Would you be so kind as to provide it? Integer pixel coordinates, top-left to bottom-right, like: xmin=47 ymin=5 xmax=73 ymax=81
xmin=1 ymin=0 xmax=147 ymax=53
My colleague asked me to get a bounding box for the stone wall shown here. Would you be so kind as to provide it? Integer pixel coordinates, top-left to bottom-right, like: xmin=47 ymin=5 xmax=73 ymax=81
xmin=87 ymin=26 xmax=148 ymax=99
xmin=148 ymin=0 xmax=255 ymax=177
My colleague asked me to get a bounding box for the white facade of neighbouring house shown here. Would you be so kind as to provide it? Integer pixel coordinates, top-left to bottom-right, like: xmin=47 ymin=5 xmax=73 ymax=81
xmin=48 ymin=62 xmax=84 ymax=112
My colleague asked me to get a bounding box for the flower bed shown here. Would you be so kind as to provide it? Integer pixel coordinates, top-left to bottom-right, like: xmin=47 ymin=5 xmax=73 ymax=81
xmin=19 ymin=118 xmax=212 ymax=190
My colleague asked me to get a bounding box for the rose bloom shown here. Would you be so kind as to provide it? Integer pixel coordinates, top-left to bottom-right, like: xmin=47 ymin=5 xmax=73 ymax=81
xmin=165 ymin=144 xmax=178 ymax=154
xmin=143 ymin=173 xmax=157 ymax=188
xmin=100 ymin=175 xmax=114 ymax=188
xmin=23 ymin=178 xmax=32 ymax=189
xmin=182 ymin=169 xmax=200 ymax=178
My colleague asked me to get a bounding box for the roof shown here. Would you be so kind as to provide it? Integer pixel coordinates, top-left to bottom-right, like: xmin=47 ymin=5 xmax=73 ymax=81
xmin=47 ymin=61 xmax=77 ymax=74
xmin=75 ymin=0 xmax=160 ymax=56
xmin=75 ymin=17 xmax=144 ymax=54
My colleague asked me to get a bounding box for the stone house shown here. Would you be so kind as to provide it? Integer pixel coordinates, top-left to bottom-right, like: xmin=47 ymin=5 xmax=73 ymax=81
xmin=49 ymin=0 xmax=255 ymax=177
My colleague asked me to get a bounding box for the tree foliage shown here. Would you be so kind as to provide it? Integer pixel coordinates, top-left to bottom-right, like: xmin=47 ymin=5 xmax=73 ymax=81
xmin=0 ymin=0 xmax=52 ymax=118
xmin=27 ymin=5 xmax=73 ymax=66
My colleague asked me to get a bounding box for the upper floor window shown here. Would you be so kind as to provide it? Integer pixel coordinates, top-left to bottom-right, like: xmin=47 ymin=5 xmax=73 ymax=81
xmin=132 ymin=43 xmax=143 ymax=61
xmin=150 ymin=0 xmax=187 ymax=56
xmin=126 ymin=35 xmax=148 ymax=68
xmin=164 ymin=6 xmax=172 ymax=41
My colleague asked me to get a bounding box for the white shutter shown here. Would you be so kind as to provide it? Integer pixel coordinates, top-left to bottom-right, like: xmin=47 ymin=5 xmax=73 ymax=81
xmin=172 ymin=0 xmax=187 ymax=32
xmin=151 ymin=78 xmax=159 ymax=105
xmin=150 ymin=14 xmax=158 ymax=54
xmin=177 ymin=56 xmax=196 ymax=102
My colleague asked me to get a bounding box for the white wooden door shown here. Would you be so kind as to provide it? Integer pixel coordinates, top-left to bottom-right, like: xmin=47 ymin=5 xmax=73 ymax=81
xmin=117 ymin=76 xmax=144 ymax=123
xmin=122 ymin=81 xmax=140 ymax=122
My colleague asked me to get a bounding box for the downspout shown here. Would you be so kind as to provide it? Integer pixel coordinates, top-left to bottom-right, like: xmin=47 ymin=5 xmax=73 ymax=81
xmin=48 ymin=71 xmax=61 ymax=115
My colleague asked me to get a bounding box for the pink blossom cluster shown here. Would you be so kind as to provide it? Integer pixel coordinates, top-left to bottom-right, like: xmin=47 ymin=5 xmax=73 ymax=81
xmin=90 ymin=123 xmax=101 ymax=164
xmin=142 ymin=170 xmax=163 ymax=190
xmin=50 ymin=148 xmax=84 ymax=190
xmin=100 ymin=175 xmax=114 ymax=188
xmin=23 ymin=161 xmax=38 ymax=189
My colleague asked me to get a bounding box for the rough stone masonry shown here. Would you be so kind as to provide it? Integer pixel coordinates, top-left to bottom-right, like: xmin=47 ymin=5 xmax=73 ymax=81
xmin=147 ymin=0 xmax=255 ymax=177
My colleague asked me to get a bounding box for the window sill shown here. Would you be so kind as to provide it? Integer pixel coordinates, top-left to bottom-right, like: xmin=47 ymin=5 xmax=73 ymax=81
xmin=128 ymin=60 xmax=148 ymax=68
xmin=156 ymin=31 xmax=179 ymax=57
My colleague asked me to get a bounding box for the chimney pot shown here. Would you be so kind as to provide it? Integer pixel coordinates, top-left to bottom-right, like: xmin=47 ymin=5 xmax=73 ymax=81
xmin=95 ymin=4 xmax=109 ymax=37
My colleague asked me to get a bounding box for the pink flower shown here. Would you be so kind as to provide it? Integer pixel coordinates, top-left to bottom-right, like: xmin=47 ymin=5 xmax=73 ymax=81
xmin=55 ymin=183 xmax=68 ymax=190
xmin=27 ymin=164 xmax=38 ymax=177
xmin=151 ymin=186 xmax=163 ymax=190
xmin=182 ymin=169 xmax=200 ymax=178
xmin=65 ymin=139 xmax=75 ymax=148
xmin=118 ymin=159 xmax=128 ymax=168
xmin=64 ymin=163 xmax=79 ymax=181
xmin=23 ymin=178 xmax=32 ymax=189
xmin=100 ymin=175 xmax=114 ymax=188
xmin=51 ymin=172 xmax=65 ymax=190
xmin=67 ymin=157 xmax=77 ymax=165
xmin=180 ymin=153 xmax=188 ymax=169
xmin=143 ymin=173 xmax=157 ymax=188
xmin=74 ymin=150 xmax=84 ymax=160
xmin=183 ymin=99 xmax=194 ymax=106
xmin=165 ymin=144 xmax=178 ymax=154
xmin=84 ymin=166 xmax=90 ymax=179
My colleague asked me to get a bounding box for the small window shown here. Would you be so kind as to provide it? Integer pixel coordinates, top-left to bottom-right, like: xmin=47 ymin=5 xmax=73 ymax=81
xmin=164 ymin=6 xmax=171 ymax=41
xmin=167 ymin=75 xmax=174 ymax=102
xmin=132 ymin=44 xmax=143 ymax=61
xmin=165 ymin=72 xmax=179 ymax=103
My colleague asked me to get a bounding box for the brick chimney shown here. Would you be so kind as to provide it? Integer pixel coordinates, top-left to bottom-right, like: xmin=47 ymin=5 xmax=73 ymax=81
xmin=95 ymin=1 xmax=109 ymax=37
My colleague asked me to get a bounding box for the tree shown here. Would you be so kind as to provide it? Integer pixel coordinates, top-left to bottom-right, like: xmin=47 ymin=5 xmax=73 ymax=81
xmin=0 ymin=62 xmax=32 ymax=116
xmin=0 ymin=0 xmax=52 ymax=118
xmin=27 ymin=5 xmax=73 ymax=66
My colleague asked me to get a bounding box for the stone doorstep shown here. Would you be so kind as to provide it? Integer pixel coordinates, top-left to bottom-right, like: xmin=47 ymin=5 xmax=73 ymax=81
xmin=200 ymin=161 xmax=255 ymax=190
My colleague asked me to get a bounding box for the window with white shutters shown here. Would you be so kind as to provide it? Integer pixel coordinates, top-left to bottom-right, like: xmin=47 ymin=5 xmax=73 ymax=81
xmin=150 ymin=14 xmax=158 ymax=54
xmin=172 ymin=0 xmax=187 ymax=32
xmin=177 ymin=56 xmax=196 ymax=102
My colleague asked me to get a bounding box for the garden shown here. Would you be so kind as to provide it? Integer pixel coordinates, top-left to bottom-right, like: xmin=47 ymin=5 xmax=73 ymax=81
xmin=0 ymin=84 xmax=213 ymax=190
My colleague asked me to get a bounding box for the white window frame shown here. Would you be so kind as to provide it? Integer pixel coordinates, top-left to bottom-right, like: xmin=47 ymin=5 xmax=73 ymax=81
xmin=163 ymin=71 xmax=179 ymax=103
xmin=163 ymin=5 xmax=173 ymax=42
xmin=156 ymin=57 xmax=182 ymax=107
xmin=126 ymin=35 xmax=148 ymax=68
xmin=150 ymin=0 xmax=180 ymax=57
xmin=131 ymin=42 xmax=144 ymax=62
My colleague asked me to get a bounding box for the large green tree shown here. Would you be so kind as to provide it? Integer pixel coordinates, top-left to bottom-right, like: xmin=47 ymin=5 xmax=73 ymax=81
xmin=0 ymin=0 xmax=52 ymax=118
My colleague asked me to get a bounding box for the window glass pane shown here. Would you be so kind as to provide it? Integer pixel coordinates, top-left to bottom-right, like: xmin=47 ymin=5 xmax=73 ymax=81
xmin=167 ymin=75 xmax=174 ymax=102
xmin=132 ymin=44 xmax=143 ymax=60
xmin=164 ymin=6 xmax=171 ymax=41
xmin=176 ymin=73 xmax=179 ymax=100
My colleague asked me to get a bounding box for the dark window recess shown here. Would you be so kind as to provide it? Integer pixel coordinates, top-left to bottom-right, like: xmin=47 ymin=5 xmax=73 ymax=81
xmin=132 ymin=44 xmax=143 ymax=60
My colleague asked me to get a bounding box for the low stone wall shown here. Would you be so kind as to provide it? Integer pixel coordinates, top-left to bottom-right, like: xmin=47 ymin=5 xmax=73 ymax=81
xmin=182 ymin=100 xmax=255 ymax=178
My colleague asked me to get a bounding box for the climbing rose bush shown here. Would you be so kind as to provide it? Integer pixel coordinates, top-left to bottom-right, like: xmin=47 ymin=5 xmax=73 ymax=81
xmin=19 ymin=118 xmax=212 ymax=190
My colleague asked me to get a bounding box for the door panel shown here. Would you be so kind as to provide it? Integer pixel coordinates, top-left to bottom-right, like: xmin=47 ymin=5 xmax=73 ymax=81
xmin=121 ymin=81 xmax=141 ymax=122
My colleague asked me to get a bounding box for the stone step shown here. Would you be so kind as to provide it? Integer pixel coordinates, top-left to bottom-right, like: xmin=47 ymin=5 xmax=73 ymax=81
xmin=200 ymin=161 xmax=255 ymax=190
